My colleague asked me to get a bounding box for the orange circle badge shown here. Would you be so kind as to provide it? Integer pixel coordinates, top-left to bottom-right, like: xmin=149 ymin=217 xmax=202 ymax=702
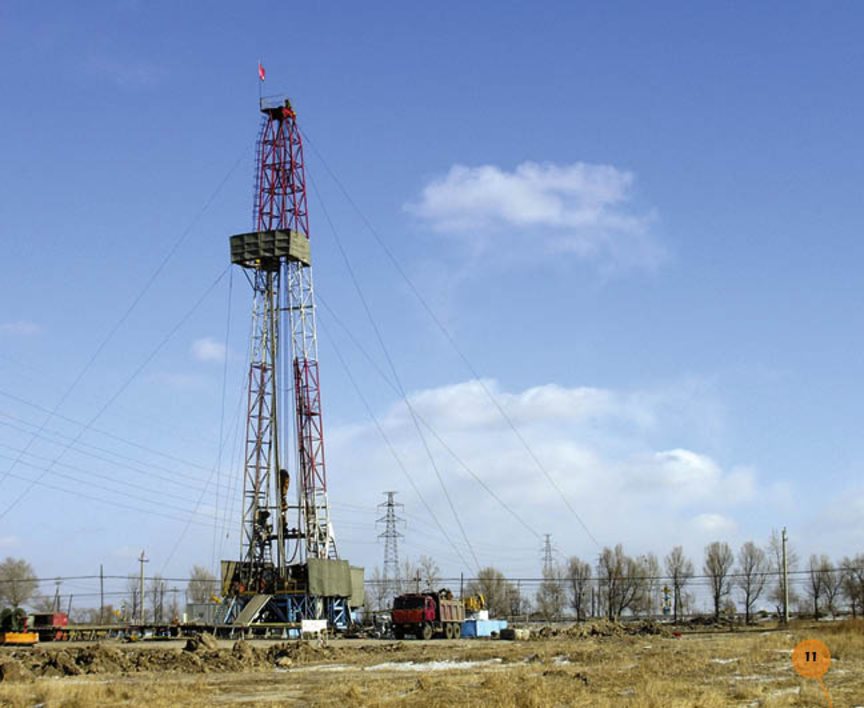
xmin=792 ymin=639 xmax=831 ymax=680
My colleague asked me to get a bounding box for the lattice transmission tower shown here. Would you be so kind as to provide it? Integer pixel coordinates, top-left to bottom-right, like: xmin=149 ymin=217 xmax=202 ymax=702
xmin=542 ymin=533 xmax=554 ymax=575
xmin=377 ymin=491 xmax=404 ymax=596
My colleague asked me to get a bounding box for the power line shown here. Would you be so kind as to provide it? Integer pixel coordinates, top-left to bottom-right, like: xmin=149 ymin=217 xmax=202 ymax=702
xmin=0 ymin=390 xmax=221 ymax=481
xmin=0 ymin=416 xmax=232 ymax=500
xmin=0 ymin=444 xmax=211 ymax=509
xmin=309 ymin=177 xmax=479 ymax=572
xmin=0 ymin=266 xmax=230 ymax=521
xmin=211 ymin=268 xmax=235 ymax=571
xmin=319 ymin=320 xmax=472 ymax=570
xmin=318 ymin=296 xmax=541 ymax=540
xmin=4 ymin=564 xmax=858 ymax=588
xmin=0 ymin=147 xmax=248 ymax=492
xmin=302 ymin=131 xmax=596 ymax=547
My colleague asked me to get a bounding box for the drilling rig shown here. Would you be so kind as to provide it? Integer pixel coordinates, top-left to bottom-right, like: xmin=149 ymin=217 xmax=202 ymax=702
xmin=221 ymin=96 xmax=362 ymax=631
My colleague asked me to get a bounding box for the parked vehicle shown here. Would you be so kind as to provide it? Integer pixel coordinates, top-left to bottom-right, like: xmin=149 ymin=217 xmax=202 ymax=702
xmin=0 ymin=607 xmax=38 ymax=646
xmin=391 ymin=589 xmax=464 ymax=640
xmin=31 ymin=611 xmax=69 ymax=642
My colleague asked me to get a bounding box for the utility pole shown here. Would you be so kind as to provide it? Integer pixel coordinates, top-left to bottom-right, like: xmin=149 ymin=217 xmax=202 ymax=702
xmin=377 ymin=491 xmax=404 ymax=600
xmin=781 ymin=527 xmax=789 ymax=625
xmin=53 ymin=578 xmax=61 ymax=612
xmin=542 ymin=534 xmax=554 ymax=574
xmin=138 ymin=550 xmax=149 ymax=625
xmin=99 ymin=564 xmax=105 ymax=624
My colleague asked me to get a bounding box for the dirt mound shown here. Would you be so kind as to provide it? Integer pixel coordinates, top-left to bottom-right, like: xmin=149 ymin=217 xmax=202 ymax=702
xmin=232 ymin=639 xmax=257 ymax=665
xmin=537 ymin=619 xmax=671 ymax=639
xmin=184 ymin=632 xmax=219 ymax=652
xmin=628 ymin=620 xmax=670 ymax=636
xmin=265 ymin=640 xmax=336 ymax=665
xmin=686 ymin=615 xmax=733 ymax=629
xmin=74 ymin=645 xmax=128 ymax=674
xmin=37 ymin=649 xmax=83 ymax=677
xmin=0 ymin=657 xmax=32 ymax=683
xmin=1 ymin=639 xmax=340 ymax=679
xmin=565 ymin=620 xmax=626 ymax=638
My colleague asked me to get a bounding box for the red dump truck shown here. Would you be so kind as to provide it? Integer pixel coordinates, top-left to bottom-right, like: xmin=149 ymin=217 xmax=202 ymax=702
xmin=391 ymin=589 xmax=465 ymax=640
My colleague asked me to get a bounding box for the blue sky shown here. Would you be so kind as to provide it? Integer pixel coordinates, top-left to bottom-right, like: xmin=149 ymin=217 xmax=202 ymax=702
xmin=1 ymin=2 xmax=863 ymax=603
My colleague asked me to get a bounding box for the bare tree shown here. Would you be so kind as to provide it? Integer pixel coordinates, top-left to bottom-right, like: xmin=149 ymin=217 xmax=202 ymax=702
xmin=0 ymin=557 xmax=38 ymax=608
xmin=31 ymin=595 xmax=58 ymax=613
xmin=704 ymin=542 xmax=734 ymax=620
xmin=149 ymin=574 xmax=166 ymax=623
xmin=823 ymin=560 xmax=843 ymax=618
xmin=507 ymin=581 xmax=526 ymax=617
xmin=417 ymin=555 xmax=441 ymax=591
xmin=736 ymin=542 xmax=769 ymax=624
xmin=597 ymin=545 xmax=643 ymax=620
xmin=806 ymin=554 xmax=827 ymax=619
xmin=75 ymin=604 xmax=118 ymax=625
xmin=167 ymin=589 xmax=181 ymax=623
xmin=635 ymin=553 xmax=661 ymax=617
xmin=186 ymin=565 xmax=218 ymax=604
xmin=466 ymin=567 xmax=520 ymax=618
xmin=536 ymin=564 xmax=565 ymax=621
xmin=126 ymin=574 xmax=143 ymax=622
xmin=665 ymin=546 xmax=694 ymax=623
xmin=368 ymin=566 xmax=389 ymax=611
xmin=400 ymin=559 xmax=419 ymax=594
xmin=807 ymin=555 xmax=840 ymax=619
xmin=566 ymin=557 xmax=592 ymax=621
xmin=841 ymin=554 xmax=864 ymax=618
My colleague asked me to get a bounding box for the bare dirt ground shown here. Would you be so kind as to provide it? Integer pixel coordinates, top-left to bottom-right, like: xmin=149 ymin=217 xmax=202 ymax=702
xmin=0 ymin=619 xmax=862 ymax=706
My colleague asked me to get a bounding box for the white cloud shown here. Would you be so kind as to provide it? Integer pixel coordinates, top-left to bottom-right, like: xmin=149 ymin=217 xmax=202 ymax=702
xmin=691 ymin=513 xmax=738 ymax=536
xmin=383 ymin=379 xmax=657 ymax=434
xmin=191 ymin=337 xmax=226 ymax=363
xmin=327 ymin=378 xmax=769 ymax=575
xmin=0 ymin=321 xmax=40 ymax=336
xmin=0 ymin=535 xmax=19 ymax=549
xmin=406 ymin=161 xmax=664 ymax=270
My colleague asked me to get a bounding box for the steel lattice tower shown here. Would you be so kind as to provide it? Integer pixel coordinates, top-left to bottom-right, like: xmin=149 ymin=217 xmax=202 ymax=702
xmin=231 ymin=97 xmax=335 ymax=592
xmin=377 ymin=491 xmax=404 ymax=596
xmin=542 ymin=534 xmax=554 ymax=575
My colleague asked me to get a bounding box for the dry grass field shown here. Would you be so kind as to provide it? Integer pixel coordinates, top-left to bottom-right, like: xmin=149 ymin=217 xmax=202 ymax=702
xmin=0 ymin=620 xmax=862 ymax=706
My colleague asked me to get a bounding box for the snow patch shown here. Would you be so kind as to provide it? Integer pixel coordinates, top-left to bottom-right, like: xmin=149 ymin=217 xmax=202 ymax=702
xmin=365 ymin=659 xmax=503 ymax=672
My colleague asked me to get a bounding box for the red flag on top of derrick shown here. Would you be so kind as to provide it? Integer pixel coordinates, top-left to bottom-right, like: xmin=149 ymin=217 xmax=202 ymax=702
xmin=258 ymin=62 xmax=266 ymax=81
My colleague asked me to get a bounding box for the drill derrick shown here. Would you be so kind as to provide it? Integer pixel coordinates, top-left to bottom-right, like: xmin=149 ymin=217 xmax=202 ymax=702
xmin=232 ymin=98 xmax=333 ymax=591
xmin=224 ymin=94 xmax=359 ymax=631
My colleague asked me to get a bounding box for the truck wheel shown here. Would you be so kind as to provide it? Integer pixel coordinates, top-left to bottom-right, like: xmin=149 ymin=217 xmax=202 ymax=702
xmin=445 ymin=623 xmax=454 ymax=639
xmin=394 ymin=627 xmax=404 ymax=640
xmin=421 ymin=623 xmax=433 ymax=640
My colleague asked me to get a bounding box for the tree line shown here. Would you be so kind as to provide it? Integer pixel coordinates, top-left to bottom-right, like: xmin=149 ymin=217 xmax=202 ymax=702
xmin=0 ymin=558 xmax=219 ymax=623
xmin=366 ymin=532 xmax=864 ymax=624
